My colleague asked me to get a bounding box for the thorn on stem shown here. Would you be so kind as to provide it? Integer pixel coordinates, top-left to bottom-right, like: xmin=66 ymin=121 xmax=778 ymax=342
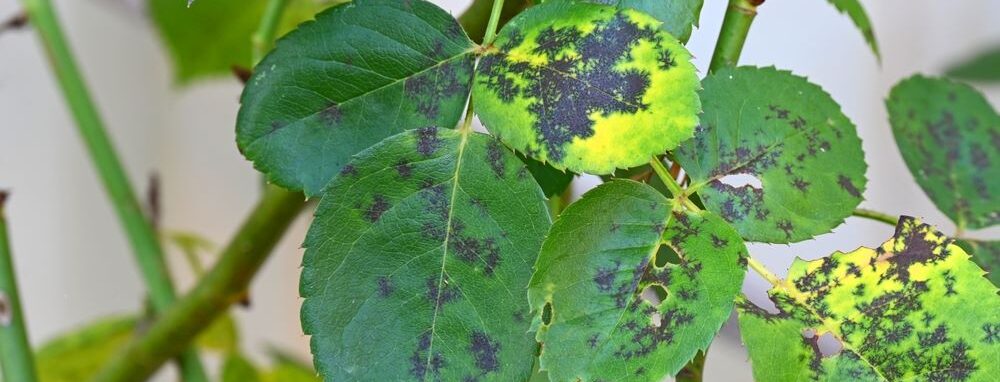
xmin=0 ymin=12 xmax=28 ymax=34
xmin=0 ymin=190 xmax=8 ymax=209
xmin=146 ymin=173 xmax=160 ymax=230
xmin=232 ymin=66 xmax=252 ymax=84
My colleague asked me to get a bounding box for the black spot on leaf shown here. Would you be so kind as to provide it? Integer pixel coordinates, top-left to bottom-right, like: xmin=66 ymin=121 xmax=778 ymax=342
xmin=487 ymin=140 xmax=506 ymax=178
xmin=416 ymin=127 xmax=443 ymax=157
xmin=469 ymin=331 xmax=501 ymax=373
xmin=365 ymin=195 xmax=390 ymax=222
xmin=377 ymin=276 xmax=394 ymax=297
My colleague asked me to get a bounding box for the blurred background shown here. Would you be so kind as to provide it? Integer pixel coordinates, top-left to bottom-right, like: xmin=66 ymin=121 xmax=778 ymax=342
xmin=0 ymin=0 xmax=998 ymax=380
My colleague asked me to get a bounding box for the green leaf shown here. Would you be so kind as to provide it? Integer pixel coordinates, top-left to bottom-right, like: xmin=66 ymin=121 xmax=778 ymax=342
xmin=237 ymin=0 xmax=477 ymax=196
xmin=262 ymin=363 xmax=320 ymax=382
xmin=825 ymin=0 xmax=879 ymax=59
xmin=528 ymin=180 xmax=747 ymax=381
xmin=675 ymin=66 xmax=867 ymax=243
xmin=221 ymin=353 xmax=261 ymax=382
xmin=197 ymin=314 xmax=240 ymax=353
xmin=518 ymin=152 xmax=575 ymax=197
xmin=300 ymin=128 xmax=551 ymax=380
xmin=600 ymin=0 xmax=703 ymax=43
xmin=887 ymin=75 xmax=1000 ymax=230
xmin=947 ymin=46 xmax=1000 ymax=82
xmin=957 ymin=239 xmax=1000 ymax=286
xmin=150 ymin=0 xmax=339 ymax=83
xmin=738 ymin=217 xmax=1000 ymax=381
xmin=473 ymin=0 xmax=701 ymax=175
xmin=35 ymin=316 xmax=137 ymax=382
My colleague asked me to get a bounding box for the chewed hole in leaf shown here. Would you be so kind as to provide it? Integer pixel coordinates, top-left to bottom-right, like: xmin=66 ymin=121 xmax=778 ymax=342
xmin=641 ymin=284 xmax=669 ymax=306
xmin=719 ymin=173 xmax=763 ymax=190
xmin=816 ymin=332 xmax=843 ymax=357
xmin=655 ymin=244 xmax=681 ymax=268
xmin=542 ymin=302 xmax=553 ymax=325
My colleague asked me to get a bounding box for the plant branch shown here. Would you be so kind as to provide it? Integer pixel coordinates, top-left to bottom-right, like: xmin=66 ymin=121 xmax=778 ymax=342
xmin=745 ymin=256 xmax=783 ymax=287
xmin=458 ymin=0 xmax=525 ymax=44
xmin=252 ymin=0 xmax=289 ymax=66
xmin=0 ymin=192 xmax=38 ymax=382
xmin=649 ymin=158 xmax=700 ymax=210
xmin=851 ymin=208 xmax=898 ymax=226
xmin=482 ymin=0 xmax=507 ymax=46
xmin=708 ymin=0 xmax=764 ymax=73
xmin=94 ymin=185 xmax=306 ymax=382
xmin=17 ymin=0 xmax=207 ymax=379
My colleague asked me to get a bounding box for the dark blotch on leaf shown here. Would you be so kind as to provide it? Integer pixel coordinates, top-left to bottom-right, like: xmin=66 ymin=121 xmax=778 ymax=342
xmin=416 ymin=127 xmax=443 ymax=157
xmin=365 ymin=195 xmax=390 ymax=223
xmin=838 ymin=174 xmax=862 ymax=198
xmin=469 ymin=331 xmax=501 ymax=373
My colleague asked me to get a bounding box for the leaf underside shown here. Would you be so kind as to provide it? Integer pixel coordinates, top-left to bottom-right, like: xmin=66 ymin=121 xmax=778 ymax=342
xmin=886 ymin=75 xmax=1000 ymax=230
xmin=957 ymin=239 xmax=1000 ymax=286
xmin=825 ymin=0 xmax=880 ymax=59
xmin=150 ymin=0 xmax=339 ymax=83
xmin=738 ymin=217 xmax=1000 ymax=381
xmin=236 ymin=0 xmax=477 ymax=197
xmin=473 ymin=0 xmax=701 ymax=175
xmin=675 ymin=66 xmax=867 ymax=243
xmin=300 ymin=128 xmax=551 ymax=381
xmin=529 ymin=180 xmax=746 ymax=381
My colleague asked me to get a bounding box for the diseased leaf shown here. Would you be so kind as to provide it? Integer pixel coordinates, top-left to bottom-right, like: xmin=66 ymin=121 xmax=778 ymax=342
xmin=886 ymin=75 xmax=1000 ymax=229
xmin=237 ymin=0 xmax=477 ymax=196
xmin=738 ymin=217 xmax=1000 ymax=381
xmin=150 ymin=0 xmax=340 ymax=83
xmin=601 ymin=0 xmax=703 ymax=43
xmin=825 ymin=0 xmax=879 ymax=59
xmin=957 ymin=239 xmax=1000 ymax=286
xmin=473 ymin=0 xmax=701 ymax=175
xmin=35 ymin=316 xmax=137 ymax=382
xmin=301 ymin=128 xmax=551 ymax=381
xmin=675 ymin=66 xmax=867 ymax=243
xmin=946 ymin=45 xmax=1000 ymax=82
xmin=528 ymin=180 xmax=747 ymax=381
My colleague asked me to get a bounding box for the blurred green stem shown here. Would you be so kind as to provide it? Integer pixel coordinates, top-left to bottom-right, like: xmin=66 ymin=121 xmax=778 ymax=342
xmin=94 ymin=185 xmax=306 ymax=382
xmin=459 ymin=0 xmax=525 ymax=44
xmin=0 ymin=192 xmax=38 ymax=382
xmin=17 ymin=0 xmax=207 ymax=380
xmin=252 ymin=0 xmax=289 ymax=65
xmin=852 ymin=208 xmax=898 ymax=226
xmin=709 ymin=0 xmax=764 ymax=73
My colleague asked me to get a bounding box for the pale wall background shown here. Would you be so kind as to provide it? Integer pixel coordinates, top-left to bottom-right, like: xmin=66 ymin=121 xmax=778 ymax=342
xmin=1 ymin=0 xmax=998 ymax=380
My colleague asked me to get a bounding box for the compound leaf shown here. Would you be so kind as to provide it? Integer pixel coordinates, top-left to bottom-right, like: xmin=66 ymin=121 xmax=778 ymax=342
xmin=528 ymin=180 xmax=746 ymax=381
xmin=946 ymin=46 xmax=1000 ymax=82
xmin=150 ymin=0 xmax=339 ymax=83
xmin=675 ymin=66 xmax=867 ymax=243
xmin=301 ymin=128 xmax=551 ymax=381
xmin=886 ymin=75 xmax=1000 ymax=230
xmin=825 ymin=0 xmax=879 ymax=60
xmin=957 ymin=239 xmax=1000 ymax=286
xmin=738 ymin=217 xmax=1000 ymax=381
xmin=473 ymin=0 xmax=701 ymax=175
xmin=237 ymin=0 xmax=477 ymax=196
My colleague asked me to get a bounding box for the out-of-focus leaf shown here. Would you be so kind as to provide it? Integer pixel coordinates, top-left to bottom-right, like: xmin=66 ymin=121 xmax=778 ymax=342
xmin=886 ymin=75 xmax=1000 ymax=230
xmin=825 ymin=0 xmax=879 ymax=59
xmin=149 ymin=0 xmax=342 ymax=83
xmin=957 ymin=239 xmax=1000 ymax=286
xmin=947 ymin=46 xmax=1000 ymax=82
xmin=738 ymin=217 xmax=1000 ymax=381
xmin=35 ymin=316 xmax=137 ymax=382
xmin=474 ymin=0 xmax=701 ymax=175
xmin=518 ymin=152 xmax=575 ymax=197
xmin=197 ymin=314 xmax=239 ymax=353
xmin=221 ymin=353 xmax=260 ymax=382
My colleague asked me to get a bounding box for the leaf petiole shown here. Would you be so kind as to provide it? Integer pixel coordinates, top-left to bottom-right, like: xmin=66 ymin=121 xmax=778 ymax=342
xmin=649 ymin=157 xmax=700 ymax=211
xmin=482 ymin=0 xmax=506 ymax=46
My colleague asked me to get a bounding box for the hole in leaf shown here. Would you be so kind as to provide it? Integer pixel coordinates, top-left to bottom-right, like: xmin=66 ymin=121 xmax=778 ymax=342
xmin=640 ymin=283 xmax=668 ymax=306
xmin=541 ymin=302 xmax=553 ymax=325
xmin=655 ymin=245 xmax=681 ymax=267
xmin=817 ymin=332 xmax=843 ymax=357
xmin=719 ymin=173 xmax=763 ymax=189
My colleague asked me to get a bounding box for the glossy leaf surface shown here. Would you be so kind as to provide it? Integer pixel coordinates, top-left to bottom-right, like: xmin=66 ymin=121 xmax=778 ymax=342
xmin=237 ymin=0 xmax=476 ymax=196
xmin=474 ymin=0 xmax=701 ymax=175
xmin=676 ymin=66 xmax=867 ymax=243
xmin=887 ymin=75 xmax=1000 ymax=229
xmin=301 ymin=128 xmax=551 ymax=381
xmin=739 ymin=217 xmax=1000 ymax=381
xmin=529 ymin=180 xmax=746 ymax=381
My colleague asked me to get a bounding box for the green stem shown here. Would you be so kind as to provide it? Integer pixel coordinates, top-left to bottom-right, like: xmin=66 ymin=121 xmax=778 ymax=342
xmin=252 ymin=0 xmax=289 ymax=66
xmin=0 ymin=192 xmax=38 ymax=382
xmin=746 ymin=256 xmax=783 ymax=287
xmin=708 ymin=0 xmax=763 ymax=73
xmin=94 ymin=185 xmax=306 ymax=382
xmin=547 ymin=184 xmax=573 ymax=217
xmin=458 ymin=0 xmax=524 ymax=44
xmin=852 ymin=208 xmax=898 ymax=226
xmin=18 ymin=0 xmax=207 ymax=380
xmin=675 ymin=350 xmax=706 ymax=382
xmin=649 ymin=158 xmax=699 ymax=210
xmin=482 ymin=0 xmax=507 ymax=46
